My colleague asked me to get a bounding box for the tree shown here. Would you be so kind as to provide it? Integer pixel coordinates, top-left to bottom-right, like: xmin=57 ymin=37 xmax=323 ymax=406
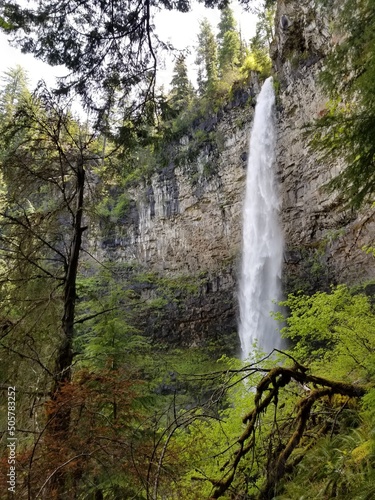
xmin=149 ymin=284 xmax=375 ymax=498
xmin=0 ymin=84 xmax=105 ymax=495
xmin=252 ymin=3 xmax=275 ymax=48
xmin=238 ymin=3 xmax=274 ymax=79
xmin=196 ymin=18 xmax=219 ymax=97
xmin=207 ymin=363 xmax=366 ymax=499
xmin=217 ymin=5 xmax=241 ymax=75
xmin=0 ymin=77 xmax=170 ymax=497
xmin=1 ymin=0 xmax=160 ymax=121
xmin=311 ymin=0 xmax=375 ymax=208
xmin=169 ymin=55 xmax=195 ymax=114
xmin=0 ymin=64 xmax=30 ymax=120
xmin=0 ymin=0 xmax=244 ymax=125
xmin=148 ymin=350 xmax=369 ymax=498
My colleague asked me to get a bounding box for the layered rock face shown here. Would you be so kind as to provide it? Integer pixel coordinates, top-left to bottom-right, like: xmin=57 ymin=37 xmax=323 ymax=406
xmin=101 ymin=100 xmax=254 ymax=275
xmin=94 ymin=86 xmax=259 ymax=348
xmin=95 ymin=0 xmax=375 ymax=346
xmin=274 ymin=0 xmax=375 ymax=287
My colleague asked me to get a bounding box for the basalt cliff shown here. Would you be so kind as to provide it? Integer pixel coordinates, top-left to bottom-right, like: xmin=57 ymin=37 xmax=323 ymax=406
xmin=92 ymin=0 xmax=375 ymax=348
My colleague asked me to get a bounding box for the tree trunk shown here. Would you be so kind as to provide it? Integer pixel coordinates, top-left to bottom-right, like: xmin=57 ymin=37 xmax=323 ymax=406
xmin=47 ymin=163 xmax=85 ymax=497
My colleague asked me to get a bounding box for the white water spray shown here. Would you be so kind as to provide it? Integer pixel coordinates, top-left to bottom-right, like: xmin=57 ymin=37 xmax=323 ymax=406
xmin=238 ymin=77 xmax=283 ymax=359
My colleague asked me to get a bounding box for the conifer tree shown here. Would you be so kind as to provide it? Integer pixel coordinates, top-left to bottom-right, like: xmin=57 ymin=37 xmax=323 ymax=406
xmin=0 ymin=65 xmax=30 ymax=120
xmin=195 ymin=18 xmax=219 ymax=97
xmin=169 ymin=55 xmax=194 ymax=114
xmin=0 ymin=85 xmax=102 ymax=496
xmin=217 ymin=5 xmax=241 ymax=75
xmin=0 ymin=79 xmax=155 ymax=497
xmin=239 ymin=4 xmax=274 ymax=79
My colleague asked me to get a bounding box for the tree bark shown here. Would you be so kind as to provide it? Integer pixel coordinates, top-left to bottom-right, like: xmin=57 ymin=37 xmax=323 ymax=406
xmin=47 ymin=163 xmax=85 ymax=497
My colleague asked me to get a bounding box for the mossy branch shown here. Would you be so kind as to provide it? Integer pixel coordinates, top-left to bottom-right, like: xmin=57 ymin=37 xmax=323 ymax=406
xmin=209 ymin=364 xmax=366 ymax=499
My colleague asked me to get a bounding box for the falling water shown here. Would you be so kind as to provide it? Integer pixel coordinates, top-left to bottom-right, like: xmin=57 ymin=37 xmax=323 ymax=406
xmin=238 ymin=77 xmax=283 ymax=359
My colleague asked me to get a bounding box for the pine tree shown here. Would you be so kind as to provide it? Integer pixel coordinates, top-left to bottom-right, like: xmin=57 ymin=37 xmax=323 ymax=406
xmin=0 ymin=65 xmax=30 ymax=120
xmin=195 ymin=18 xmax=219 ymax=97
xmin=217 ymin=5 xmax=241 ymax=76
xmin=169 ymin=55 xmax=194 ymax=114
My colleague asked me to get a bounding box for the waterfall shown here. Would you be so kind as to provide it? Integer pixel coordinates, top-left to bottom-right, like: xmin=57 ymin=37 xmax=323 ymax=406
xmin=238 ymin=77 xmax=283 ymax=359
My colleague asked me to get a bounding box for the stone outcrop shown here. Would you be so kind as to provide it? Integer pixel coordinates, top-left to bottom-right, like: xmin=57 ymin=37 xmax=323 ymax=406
xmin=95 ymin=90 xmax=259 ymax=275
xmin=92 ymin=84 xmax=259 ymax=348
xmin=273 ymin=0 xmax=375 ymax=288
xmin=93 ymin=0 xmax=375 ymax=346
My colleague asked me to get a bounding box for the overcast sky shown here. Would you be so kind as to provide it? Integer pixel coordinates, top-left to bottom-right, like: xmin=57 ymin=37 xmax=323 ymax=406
xmin=0 ymin=2 xmax=259 ymax=96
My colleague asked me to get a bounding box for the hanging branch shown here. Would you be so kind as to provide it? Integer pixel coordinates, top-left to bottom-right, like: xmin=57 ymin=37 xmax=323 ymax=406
xmin=208 ymin=364 xmax=366 ymax=499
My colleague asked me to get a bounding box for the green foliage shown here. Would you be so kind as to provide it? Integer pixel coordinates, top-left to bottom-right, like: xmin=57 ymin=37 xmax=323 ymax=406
xmin=280 ymin=431 xmax=375 ymax=500
xmin=0 ymin=0 xmax=195 ymax=121
xmin=117 ymin=5 xmax=275 ymax=171
xmin=0 ymin=65 xmax=30 ymax=121
xmin=279 ymin=285 xmax=375 ymax=379
xmin=75 ymin=266 xmax=150 ymax=370
xmin=147 ymin=282 xmax=375 ymax=498
xmin=240 ymin=50 xmax=272 ymax=79
xmin=170 ymin=385 xmax=254 ymax=497
xmin=284 ymin=244 xmax=334 ymax=295
xmin=133 ymin=270 xmax=202 ymax=304
xmin=96 ymin=192 xmax=131 ymax=222
xmin=169 ymin=55 xmax=195 ymax=114
xmin=217 ymin=6 xmax=241 ymax=76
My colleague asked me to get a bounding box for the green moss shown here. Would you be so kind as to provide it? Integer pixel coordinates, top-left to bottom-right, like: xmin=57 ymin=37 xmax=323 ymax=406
xmin=134 ymin=271 xmax=202 ymax=298
xmin=272 ymin=76 xmax=281 ymax=95
xmin=202 ymin=160 xmax=216 ymax=179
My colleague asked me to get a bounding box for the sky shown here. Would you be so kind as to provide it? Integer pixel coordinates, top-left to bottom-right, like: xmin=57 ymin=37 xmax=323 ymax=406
xmin=0 ymin=2 xmax=259 ymax=95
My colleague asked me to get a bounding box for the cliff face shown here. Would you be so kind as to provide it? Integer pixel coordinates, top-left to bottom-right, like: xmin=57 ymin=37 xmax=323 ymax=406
xmin=274 ymin=0 xmax=375 ymax=288
xmin=94 ymin=0 xmax=375 ymax=346
xmin=94 ymin=85 xmax=260 ymax=348
xmin=99 ymin=96 xmax=255 ymax=275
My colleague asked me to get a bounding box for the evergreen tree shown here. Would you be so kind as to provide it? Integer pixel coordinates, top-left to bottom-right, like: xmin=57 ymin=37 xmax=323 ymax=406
xmin=238 ymin=4 xmax=274 ymax=80
xmin=238 ymin=27 xmax=249 ymax=67
xmin=253 ymin=4 xmax=275 ymax=48
xmin=169 ymin=55 xmax=194 ymax=114
xmin=0 ymin=84 xmax=156 ymax=497
xmin=195 ymin=18 xmax=219 ymax=97
xmin=0 ymin=85 xmax=104 ymax=496
xmin=217 ymin=5 xmax=241 ymax=75
xmin=0 ymin=65 xmax=30 ymax=120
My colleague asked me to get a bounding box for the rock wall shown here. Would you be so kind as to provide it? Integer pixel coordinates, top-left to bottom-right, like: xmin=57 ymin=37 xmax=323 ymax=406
xmin=274 ymin=0 xmax=375 ymax=288
xmin=93 ymin=0 xmax=375 ymax=346
xmin=96 ymin=90 xmax=259 ymax=275
xmin=92 ymin=84 xmax=260 ymax=348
